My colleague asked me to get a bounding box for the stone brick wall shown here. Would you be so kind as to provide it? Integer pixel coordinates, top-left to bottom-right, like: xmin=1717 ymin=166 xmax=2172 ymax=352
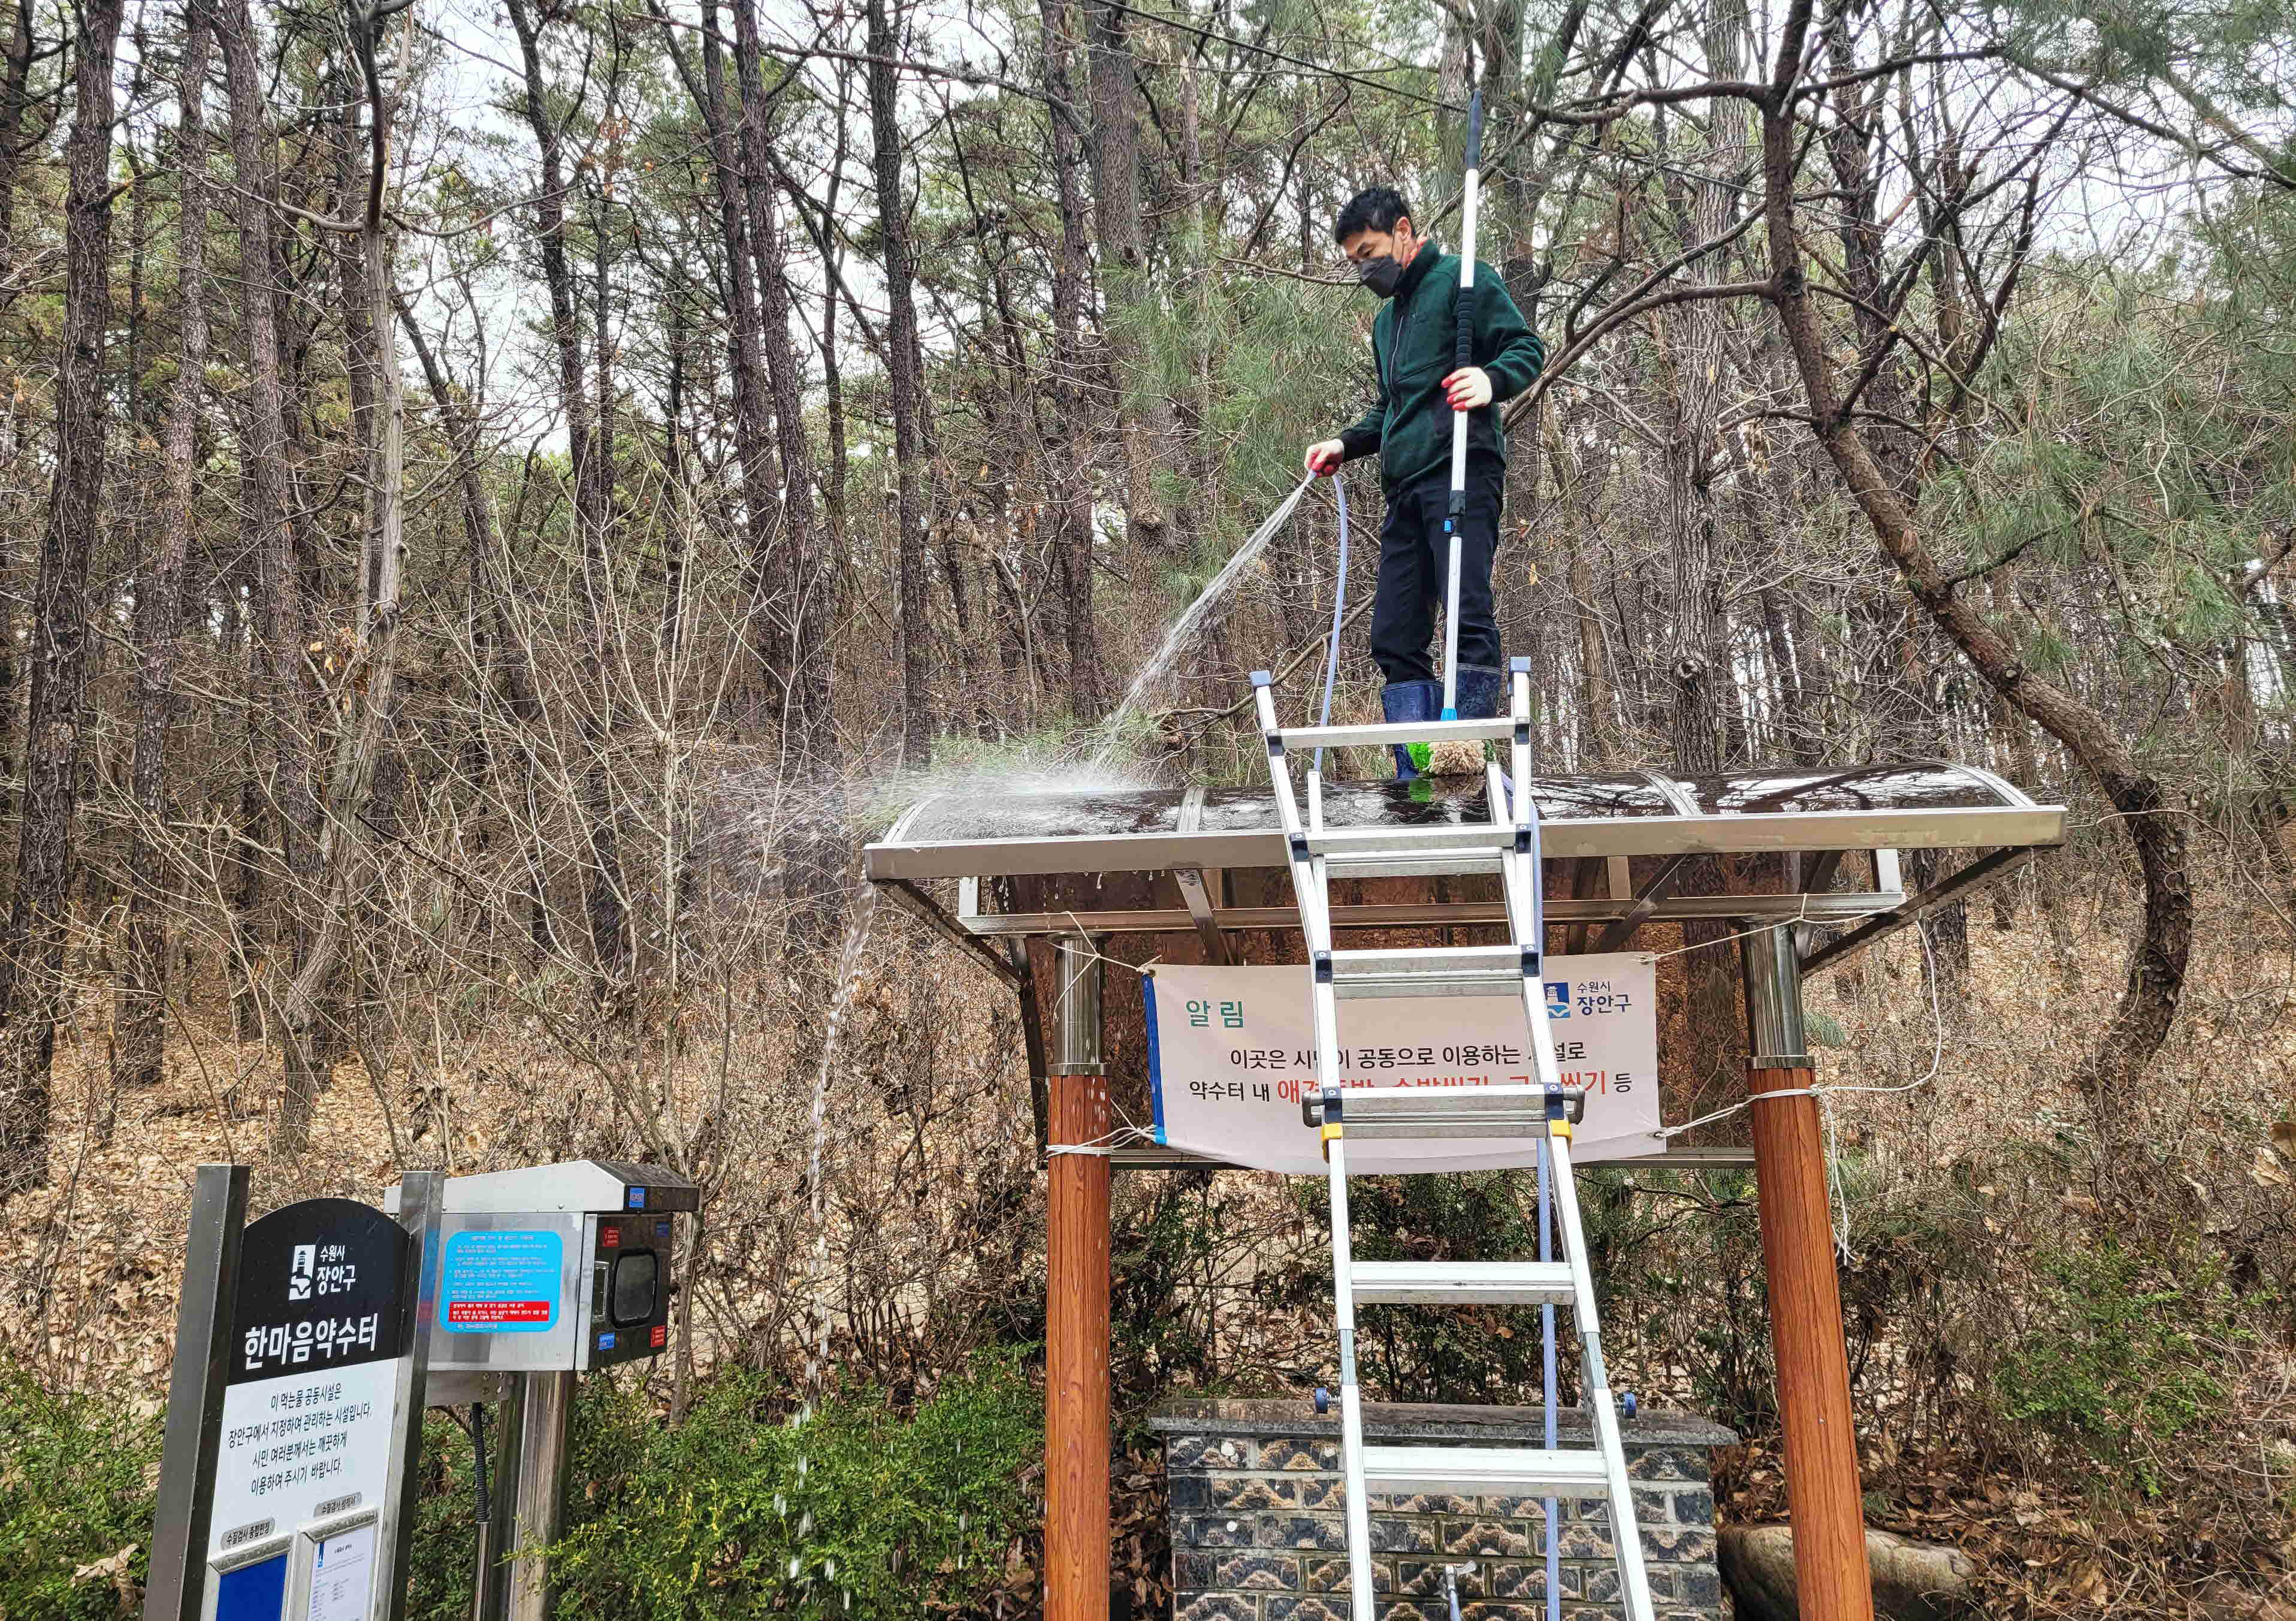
xmin=1152 ymin=1398 xmax=1735 ymax=1621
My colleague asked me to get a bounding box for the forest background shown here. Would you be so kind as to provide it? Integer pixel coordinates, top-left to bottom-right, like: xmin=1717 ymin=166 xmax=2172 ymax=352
xmin=0 ymin=0 xmax=2292 ymax=1614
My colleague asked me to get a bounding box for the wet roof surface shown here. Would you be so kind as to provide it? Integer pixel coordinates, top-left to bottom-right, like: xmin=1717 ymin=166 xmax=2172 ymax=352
xmin=889 ymin=765 xmax=2025 ymax=846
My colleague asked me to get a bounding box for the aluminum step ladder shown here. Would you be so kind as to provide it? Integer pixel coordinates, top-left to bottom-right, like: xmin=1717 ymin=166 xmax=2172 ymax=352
xmin=1249 ymin=659 xmax=1654 ymax=1621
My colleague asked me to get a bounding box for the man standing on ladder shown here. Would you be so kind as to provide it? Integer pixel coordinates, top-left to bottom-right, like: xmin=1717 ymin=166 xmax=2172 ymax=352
xmin=1303 ymin=185 xmax=1545 ymax=778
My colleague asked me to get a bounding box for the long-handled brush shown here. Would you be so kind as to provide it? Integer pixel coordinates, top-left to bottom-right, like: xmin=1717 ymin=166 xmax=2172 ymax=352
xmin=1424 ymin=86 xmax=1488 ymax=779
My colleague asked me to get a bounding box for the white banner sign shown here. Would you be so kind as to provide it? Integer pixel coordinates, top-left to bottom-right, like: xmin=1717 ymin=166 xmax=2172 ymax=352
xmin=1144 ymin=954 xmax=1663 ymax=1173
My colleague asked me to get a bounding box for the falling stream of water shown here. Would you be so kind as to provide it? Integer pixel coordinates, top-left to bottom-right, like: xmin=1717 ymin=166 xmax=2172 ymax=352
xmin=771 ymin=479 xmax=1313 ymax=1601
xmin=797 ymin=876 xmax=878 ymax=1417
xmin=786 ymin=867 xmax=882 ymax=1606
xmin=1088 ymin=476 xmax=1314 ymax=770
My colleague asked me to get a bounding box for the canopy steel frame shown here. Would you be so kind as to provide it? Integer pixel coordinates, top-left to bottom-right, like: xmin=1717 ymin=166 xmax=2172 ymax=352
xmin=868 ymin=762 xmax=2055 ymax=1621
xmin=867 ymin=763 xmax=2059 ymax=974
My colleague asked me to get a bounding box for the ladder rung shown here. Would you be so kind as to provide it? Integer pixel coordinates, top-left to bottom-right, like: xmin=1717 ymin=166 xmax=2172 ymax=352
xmin=1329 ymin=944 xmax=1527 ymax=1000
xmin=1334 ymin=972 xmax=1519 ymax=1000
xmin=1277 ymin=717 xmax=1518 ymax=748
xmin=1351 ymin=1260 xmax=1575 ymax=1307
xmin=1321 ymin=850 xmax=1505 ymax=879
xmin=1309 ymin=826 xmax=1515 ymax=856
xmin=1330 ymin=1084 xmax=1573 ymax=1140
xmin=1361 ymin=1445 xmax=1608 ymax=1499
xmin=1331 ymin=945 xmax=1525 ymax=970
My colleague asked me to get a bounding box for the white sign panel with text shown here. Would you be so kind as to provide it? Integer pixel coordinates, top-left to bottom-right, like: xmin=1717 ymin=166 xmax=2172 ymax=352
xmin=1144 ymin=953 xmax=1663 ymax=1173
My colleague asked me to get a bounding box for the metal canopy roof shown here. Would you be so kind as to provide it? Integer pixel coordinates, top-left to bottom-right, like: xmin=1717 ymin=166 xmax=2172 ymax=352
xmin=865 ymin=763 xmax=2063 ymax=978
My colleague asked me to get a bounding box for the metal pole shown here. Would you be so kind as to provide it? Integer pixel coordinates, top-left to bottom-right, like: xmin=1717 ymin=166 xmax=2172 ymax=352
xmin=473 ymin=1391 xmax=524 ymax=1621
xmin=1051 ymin=934 xmax=1104 ymax=1079
xmin=1741 ymin=926 xmax=1875 ymax=1621
xmin=1537 ymin=1138 xmax=1559 ymax=1621
xmin=383 ymin=1172 xmax=443 ymax=1621
xmin=504 ymin=1372 xmax=576 ymax=1621
xmin=1324 ymin=1122 xmax=1373 ymax=1621
xmin=1046 ymin=935 xmax=1110 ymax=1621
xmin=1439 ymin=90 xmax=1485 ymax=719
xmin=1742 ymin=922 xmax=1808 ymax=1067
xmin=145 ymin=1164 xmax=250 ymax=1621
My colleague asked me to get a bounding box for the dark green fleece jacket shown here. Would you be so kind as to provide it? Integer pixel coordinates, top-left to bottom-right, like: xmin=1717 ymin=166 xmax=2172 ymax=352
xmin=1335 ymin=240 xmax=1546 ymax=489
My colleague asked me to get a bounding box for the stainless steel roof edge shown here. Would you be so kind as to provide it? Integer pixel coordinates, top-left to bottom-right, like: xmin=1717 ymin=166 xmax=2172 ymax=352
xmin=863 ymin=803 xmax=2067 ymax=881
xmin=880 ymin=793 xmax=939 ymax=849
xmin=951 ymin=889 xmax=1906 ymax=937
xmin=1953 ymin=760 xmax=2040 ymax=810
xmin=1637 ymin=768 xmax=1702 ymax=817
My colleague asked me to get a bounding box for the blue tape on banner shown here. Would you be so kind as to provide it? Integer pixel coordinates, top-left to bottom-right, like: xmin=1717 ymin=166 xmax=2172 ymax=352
xmin=1143 ymin=974 xmax=1167 ymax=1144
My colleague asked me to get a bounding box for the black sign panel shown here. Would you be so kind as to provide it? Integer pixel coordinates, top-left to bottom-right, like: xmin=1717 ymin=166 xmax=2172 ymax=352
xmin=228 ymin=1199 xmax=413 ymax=1385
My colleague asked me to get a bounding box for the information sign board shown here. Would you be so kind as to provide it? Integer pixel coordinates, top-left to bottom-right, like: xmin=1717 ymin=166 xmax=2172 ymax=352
xmin=1144 ymin=953 xmax=1663 ymax=1172
xmin=208 ymin=1202 xmax=413 ymax=1562
xmin=303 ymin=1520 xmax=376 ymax=1621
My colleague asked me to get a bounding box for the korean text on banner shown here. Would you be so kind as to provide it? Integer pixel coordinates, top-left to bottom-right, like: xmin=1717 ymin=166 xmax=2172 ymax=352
xmin=1145 ymin=955 xmax=1661 ymax=1173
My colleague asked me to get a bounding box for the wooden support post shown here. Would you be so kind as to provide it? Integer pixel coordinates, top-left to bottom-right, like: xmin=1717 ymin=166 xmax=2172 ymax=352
xmin=1742 ymin=925 xmax=1875 ymax=1621
xmin=1046 ymin=936 xmax=1110 ymax=1621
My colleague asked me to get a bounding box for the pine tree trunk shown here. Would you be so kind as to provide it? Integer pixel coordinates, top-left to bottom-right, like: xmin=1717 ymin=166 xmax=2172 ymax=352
xmin=1180 ymin=53 xmax=1218 ymax=554
xmin=0 ymin=1 xmax=41 ymax=852
xmin=1085 ymin=0 xmax=1169 ymax=550
xmin=0 ymin=0 xmax=42 ymax=313
xmin=509 ymin=0 xmax=627 ymax=1005
xmin=1038 ymin=0 xmax=1103 ymax=722
xmin=681 ymin=0 xmax=778 ymax=725
xmin=114 ymin=0 xmax=213 ymax=1097
xmin=731 ymin=0 xmax=836 ymax=767
xmin=866 ymin=0 xmax=932 ymax=766
xmin=220 ymin=0 xmax=322 ymax=1137
xmin=1661 ymin=0 xmax=1751 ymax=1112
xmin=711 ymin=0 xmax=850 ymax=977
xmin=0 ymin=0 xmax=126 ymax=1198
xmin=1759 ymin=2 xmax=2191 ymax=1123
xmin=1664 ymin=0 xmax=1748 ymax=776
xmin=272 ymin=5 xmax=413 ymax=1151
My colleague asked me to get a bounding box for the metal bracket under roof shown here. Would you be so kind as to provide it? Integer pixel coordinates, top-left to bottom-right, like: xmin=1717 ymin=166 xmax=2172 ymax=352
xmin=1800 ymin=846 xmax=2037 ymax=974
xmin=1173 ymin=785 xmax=1230 ymax=964
xmin=1594 ymin=853 xmax=1694 ymax=952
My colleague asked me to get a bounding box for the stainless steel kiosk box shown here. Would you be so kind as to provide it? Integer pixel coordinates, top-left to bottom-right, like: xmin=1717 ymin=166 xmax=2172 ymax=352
xmin=385 ymin=1160 xmax=699 ymax=1621
xmin=389 ymin=1161 xmax=698 ymax=1376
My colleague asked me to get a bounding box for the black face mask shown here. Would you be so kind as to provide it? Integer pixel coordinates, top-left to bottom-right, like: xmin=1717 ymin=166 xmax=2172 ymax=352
xmin=1358 ymin=246 xmax=1409 ymax=298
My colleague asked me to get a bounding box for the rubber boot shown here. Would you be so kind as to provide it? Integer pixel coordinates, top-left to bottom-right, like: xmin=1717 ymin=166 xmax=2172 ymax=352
xmin=1380 ymin=680 xmax=1442 ymax=780
xmin=1454 ymin=665 xmax=1510 ymax=801
xmin=1455 ymin=664 xmax=1505 ymax=720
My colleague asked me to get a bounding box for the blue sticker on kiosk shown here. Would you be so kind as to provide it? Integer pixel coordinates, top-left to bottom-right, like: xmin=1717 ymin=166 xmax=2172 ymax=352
xmin=598 ymin=1331 xmax=617 ymax=1351
xmin=626 ymin=1187 xmax=646 ymax=1210
xmin=439 ymin=1230 xmax=563 ymax=1333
